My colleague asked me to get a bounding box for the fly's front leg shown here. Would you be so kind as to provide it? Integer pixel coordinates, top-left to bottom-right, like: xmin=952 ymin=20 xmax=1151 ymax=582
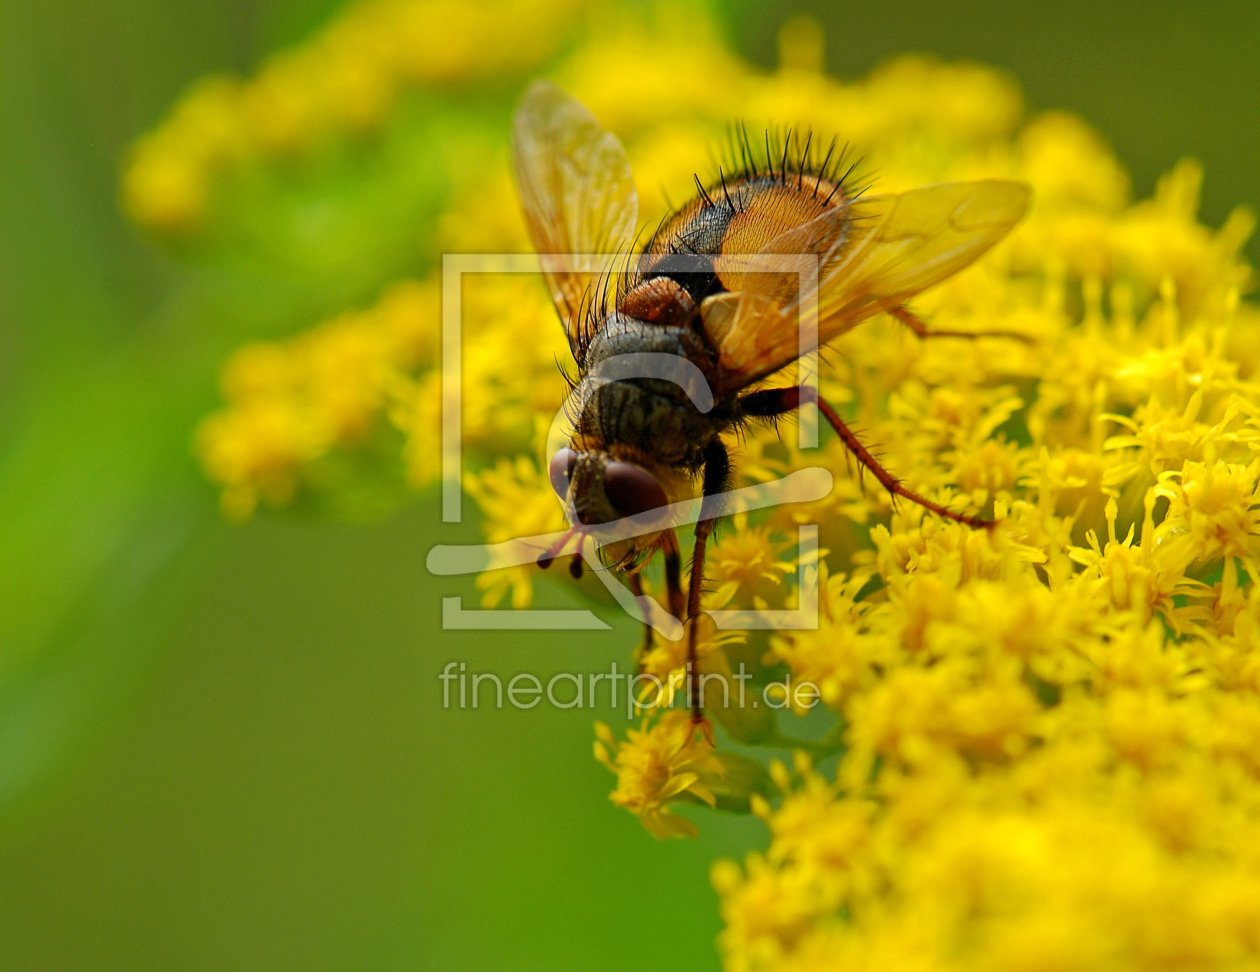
xmin=686 ymin=440 xmax=730 ymax=734
xmin=740 ymin=385 xmax=992 ymax=529
xmin=628 ymin=530 xmax=687 ymax=675
xmin=659 ymin=529 xmax=686 ymax=624
xmin=627 ymin=532 xmax=685 ymax=673
xmin=890 ymin=305 xmax=1033 ymax=343
xmin=628 ymin=571 xmax=653 ymax=666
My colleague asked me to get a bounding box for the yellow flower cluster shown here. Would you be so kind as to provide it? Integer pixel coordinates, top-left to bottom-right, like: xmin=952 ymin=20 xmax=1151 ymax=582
xmin=594 ymin=712 xmax=726 ymax=839
xmin=168 ymin=2 xmax=1260 ymax=967
xmin=195 ymin=279 xmax=439 ymax=519
xmin=194 ymin=267 xmax=570 ymax=520
xmin=123 ymin=0 xmax=586 ymax=235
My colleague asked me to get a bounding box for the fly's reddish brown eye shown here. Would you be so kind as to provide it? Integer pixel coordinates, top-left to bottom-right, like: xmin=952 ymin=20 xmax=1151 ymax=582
xmin=548 ymin=448 xmax=578 ymax=499
xmin=603 ymin=462 xmax=669 ymax=518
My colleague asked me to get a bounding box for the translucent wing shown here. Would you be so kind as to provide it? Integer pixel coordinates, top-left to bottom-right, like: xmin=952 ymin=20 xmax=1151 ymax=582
xmin=711 ymin=180 xmax=1031 ymax=390
xmin=511 ymin=80 xmax=639 ymax=362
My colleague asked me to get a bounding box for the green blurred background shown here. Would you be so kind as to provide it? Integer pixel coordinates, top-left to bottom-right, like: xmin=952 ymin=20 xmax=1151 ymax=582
xmin=0 ymin=1 xmax=1256 ymax=969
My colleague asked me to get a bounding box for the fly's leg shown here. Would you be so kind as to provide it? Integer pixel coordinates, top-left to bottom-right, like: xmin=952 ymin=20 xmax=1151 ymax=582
xmin=535 ymin=527 xmax=578 ymax=569
xmin=630 ymin=530 xmax=687 ymax=676
xmin=686 ymin=440 xmax=730 ymax=739
xmin=740 ymin=386 xmax=993 ymax=529
xmin=628 ymin=572 xmax=653 ymax=667
xmin=890 ymin=305 xmax=1033 ymax=343
xmin=659 ymin=529 xmax=686 ymax=623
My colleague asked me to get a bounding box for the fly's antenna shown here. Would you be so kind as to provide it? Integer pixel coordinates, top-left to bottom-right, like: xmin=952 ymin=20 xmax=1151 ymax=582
xmin=814 ymin=136 xmax=837 ymax=197
xmin=536 ymin=527 xmax=580 ymax=570
xmin=796 ymin=131 xmax=813 ymax=190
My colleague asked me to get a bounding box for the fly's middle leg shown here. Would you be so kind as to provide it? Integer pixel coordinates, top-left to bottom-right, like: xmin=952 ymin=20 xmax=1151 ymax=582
xmin=684 ymin=439 xmax=730 ymax=741
xmin=739 ymin=385 xmax=993 ymax=529
xmin=890 ymin=304 xmax=1032 ymax=343
xmin=628 ymin=571 xmax=654 ymax=668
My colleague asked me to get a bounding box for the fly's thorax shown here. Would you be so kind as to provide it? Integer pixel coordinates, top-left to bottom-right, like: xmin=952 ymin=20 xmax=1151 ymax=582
xmin=577 ymin=313 xmax=732 ymax=468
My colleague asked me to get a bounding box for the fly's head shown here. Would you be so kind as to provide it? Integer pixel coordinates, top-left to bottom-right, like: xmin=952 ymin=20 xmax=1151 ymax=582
xmin=548 ymin=442 xmax=680 ymax=567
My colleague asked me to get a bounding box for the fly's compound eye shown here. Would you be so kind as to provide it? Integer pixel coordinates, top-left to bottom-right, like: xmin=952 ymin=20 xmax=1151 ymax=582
xmin=603 ymin=462 xmax=669 ymax=519
xmin=548 ymin=448 xmax=579 ymax=500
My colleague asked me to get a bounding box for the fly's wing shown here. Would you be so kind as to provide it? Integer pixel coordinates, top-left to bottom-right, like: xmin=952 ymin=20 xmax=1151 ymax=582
xmin=703 ymin=203 xmax=852 ymax=385
xmin=511 ymin=80 xmax=639 ymax=363
xmin=709 ymin=180 xmax=1031 ymax=391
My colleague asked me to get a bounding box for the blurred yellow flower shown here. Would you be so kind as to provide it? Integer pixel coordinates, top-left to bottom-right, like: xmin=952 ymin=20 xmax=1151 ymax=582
xmin=124 ymin=0 xmax=588 ymax=235
xmin=194 ymin=279 xmax=437 ymax=519
xmin=150 ymin=1 xmax=1260 ymax=968
xmin=594 ymin=712 xmax=724 ymax=839
xmin=462 ymin=455 xmax=567 ymax=609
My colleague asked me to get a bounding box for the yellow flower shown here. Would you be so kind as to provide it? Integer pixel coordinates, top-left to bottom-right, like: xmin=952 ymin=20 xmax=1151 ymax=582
xmin=705 ymin=513 xmax=797 ymax=608
xmin=594 ymin=712 xmax=725 ymax=839
xmin=163 ymin=2 xmax=1260 ymax=968
xmin=1157 ymin=457 xmax=1260 ymax=564
xmin=193 ymin=279 xmax=439 ymax=516
xmin=194 ymin=396 xmax=319 ymax=520
xmin=124 ymin=0 xmax=591 ymax=236
xmin=463 ymin=455 xmax=567 ymax=609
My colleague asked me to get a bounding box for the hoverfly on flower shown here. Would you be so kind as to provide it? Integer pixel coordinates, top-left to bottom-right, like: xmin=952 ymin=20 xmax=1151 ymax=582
xmin=511 ymin=80 xmax=1030 ymax=725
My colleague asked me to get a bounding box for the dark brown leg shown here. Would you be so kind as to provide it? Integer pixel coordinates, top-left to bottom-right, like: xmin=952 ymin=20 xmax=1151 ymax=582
xmin=740 ymin=386 xmax=993 ymax=529
xmin=686 ymin=524 xmax=716 ymax=728
xmin=891 ymin=304 xmax=1033 ymax=343
xmin=627 ymin=571 xmax=653 ymax=664
xmin=686 ymin=441 xmax=730 ymax=734
xmin=659 ymin=529 xmax=686 ymax=623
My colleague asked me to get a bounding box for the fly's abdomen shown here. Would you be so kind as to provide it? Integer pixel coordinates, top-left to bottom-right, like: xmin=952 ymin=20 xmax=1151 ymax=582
xmin=639 ymin=172 xmax=847 ymax=303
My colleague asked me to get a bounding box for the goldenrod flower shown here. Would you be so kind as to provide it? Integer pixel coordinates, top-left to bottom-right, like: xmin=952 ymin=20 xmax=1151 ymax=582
xmin=594 ymin=713 xmax=726 ymax=839
xmin=463 ymin=455 xmax=567 ymax=609
xmin=705 ymin=513 xmax=798 ymax=610
xmin=154 ymin=1 xmax=1260 ymax=967
xmin=193 ymin=279 xmax=438 ymax=518
xmin=123 ymin=0 xmax=590 ymax=236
